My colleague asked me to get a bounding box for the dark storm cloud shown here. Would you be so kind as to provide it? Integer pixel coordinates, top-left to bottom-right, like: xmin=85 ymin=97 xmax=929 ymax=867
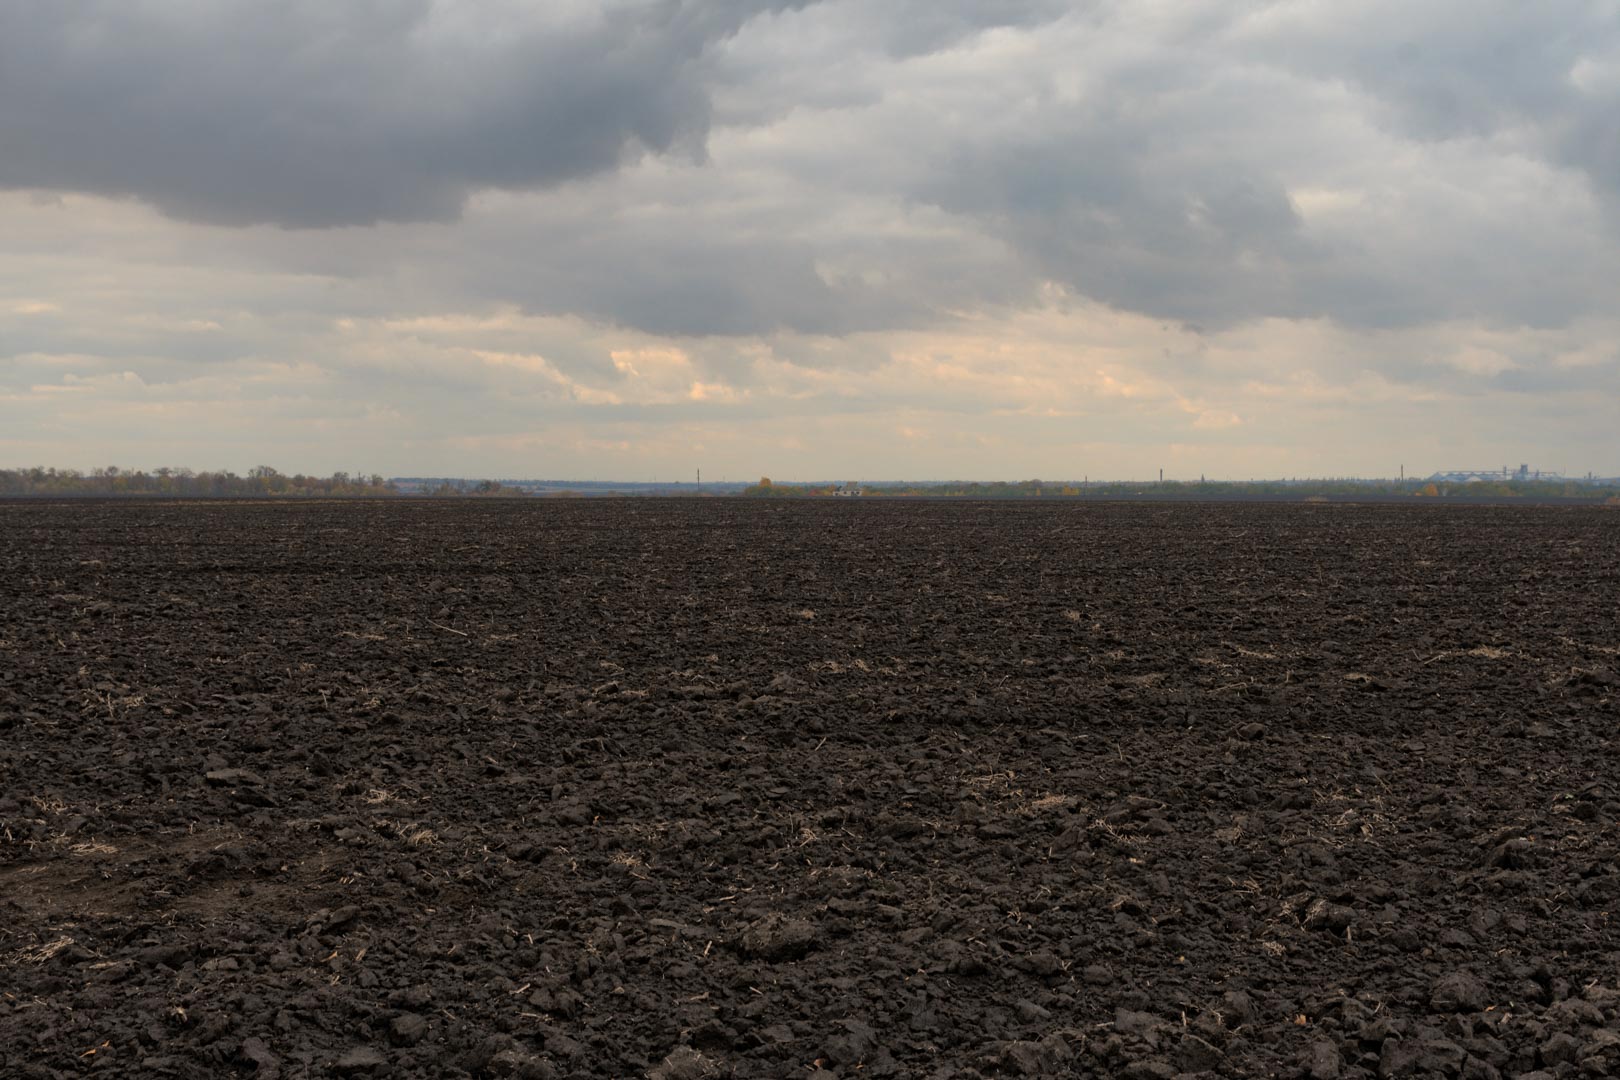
xmin=0 ymin=0 xmax=808 ymax=227
xmin=4 ymin=0 xmax=1618 ymax=343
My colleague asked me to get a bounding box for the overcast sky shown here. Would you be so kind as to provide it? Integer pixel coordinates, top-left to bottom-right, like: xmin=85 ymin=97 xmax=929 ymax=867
xmin=3 ymin=0 xmax=1618 ymax=480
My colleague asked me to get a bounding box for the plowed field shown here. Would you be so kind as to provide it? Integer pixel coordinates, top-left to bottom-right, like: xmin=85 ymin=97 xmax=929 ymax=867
xmin=2 ymin=499 xmax=1618 ymax=1079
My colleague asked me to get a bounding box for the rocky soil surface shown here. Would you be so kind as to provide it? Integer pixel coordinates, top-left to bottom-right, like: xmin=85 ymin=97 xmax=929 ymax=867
xmin=1 ymin=498 xmax=1617 ymax=1078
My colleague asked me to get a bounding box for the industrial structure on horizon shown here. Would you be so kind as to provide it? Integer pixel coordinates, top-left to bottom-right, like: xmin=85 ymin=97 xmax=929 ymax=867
xmin=1427 ymin=464 xmax=1563 ymax=484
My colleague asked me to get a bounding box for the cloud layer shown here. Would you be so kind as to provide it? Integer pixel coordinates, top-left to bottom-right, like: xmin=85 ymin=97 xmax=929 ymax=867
xmin=3 ymin=1 xmax=1618 ymax=477
xmin=0 ymin=0 xmax=812 ymax=226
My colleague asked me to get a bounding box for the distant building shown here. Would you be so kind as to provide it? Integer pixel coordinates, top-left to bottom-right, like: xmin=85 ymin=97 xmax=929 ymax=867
xmin=1428 ymin=464 xmax=1560 ymax=483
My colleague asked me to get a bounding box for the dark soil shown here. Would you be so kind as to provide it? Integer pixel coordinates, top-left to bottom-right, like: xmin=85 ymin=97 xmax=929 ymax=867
xmin=2 ymin=499 xmax=1618 ymax=1079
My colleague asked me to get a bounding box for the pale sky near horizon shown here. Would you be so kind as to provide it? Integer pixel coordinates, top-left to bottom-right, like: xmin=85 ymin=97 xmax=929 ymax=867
xmin=3 ymin=1 xmax=1618 ymax=480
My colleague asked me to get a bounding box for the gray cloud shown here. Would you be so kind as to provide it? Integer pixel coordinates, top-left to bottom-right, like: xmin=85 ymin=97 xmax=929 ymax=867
xmin=796 ymin=0 xmax=1074 ymax=60
xmin=897 ymin=2 xmax=1620 ymax=331
xmin=1235 ymin=2 xmax=1620 ymax=186
xmin=8 ymin=0 xmax=1616 ymax=339
xmin=0 ymin=0 xmax=807 ymax=227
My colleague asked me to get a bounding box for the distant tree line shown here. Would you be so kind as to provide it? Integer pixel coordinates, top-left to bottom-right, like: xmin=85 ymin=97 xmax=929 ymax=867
xmin=1407 ymin=479 xmax=1620 ymax=500
xmin=423 ymin=478 xmax=522 ymax=497
xmin=740 ymin=477 xmax=805 ymax=497
xmin=742 ymin=476 xmax=1620 ymax=500
xmin=0 ymin=465 xmax=395 ymax=498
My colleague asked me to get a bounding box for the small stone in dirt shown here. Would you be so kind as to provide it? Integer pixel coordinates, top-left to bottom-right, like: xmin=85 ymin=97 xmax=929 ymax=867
xmin=1539 ymin=1032 xmax=1581 ymax=1065
xmin=489 ymin=1048 xmax=554 ymax=1078
xmin=1429 ymin=972 xmax=1488 ymax=1013
xmin=739 ymin=914 xmax=818 ymax=961
xmin=389 ymin=1013 xmax=427 ymax=1047
xmin=239 ymin=1037 xmax=280 ymax=1074
xmin=1114 ymin=1009 xmax=1164 ymax=1042
xmin=334 ymin=1045 xmax=387 ymax=1074
xmin=1486 ymin=837 xmax=1533 ymax=869
xmin=1014 ymin=999 xmax=1051 ymax=1022
xmin=647 ymin=1046 xmax=717 ymax=1080
xmin=1221 ymin=990 xmax=1258 ymax=1027
xmin=1584 ymin=1028 xmax=1620 ymax=1062
xmin=1303 ymin=1039 xmax=1341 ymax=1080
xmin=136 ymin=944 xmax=190 ymax=967
xmin=1177 ymin=1034 xmax=1221 ymax=1071
xmin=323 ymin=905 xmax=362 ymax=932
xmin=543 ymin=1032 xmax=585 ymax=1059
xmin=1303 ymin=899 xmax=1355 ymax=935
xmin=997 ymin=1034 xmax=1072 ymax=1076
xmin=860 ymin=1048 xmax=900 ymax=1077
xmin=1237 ymin=723 xmax=1266 ymax=740
xmin=821 ymin=1019 xmax=878 ymax=1065
xmin=1379 ymin=1035 xmax=1465 ymax=1077
xmin=690 ymin=1020 xmax=733 ymax=1053
xmin=205 ymin=768 xmax=265 ymax=786
xmin=1024 ymin=950 xmax=1062 ymax=977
